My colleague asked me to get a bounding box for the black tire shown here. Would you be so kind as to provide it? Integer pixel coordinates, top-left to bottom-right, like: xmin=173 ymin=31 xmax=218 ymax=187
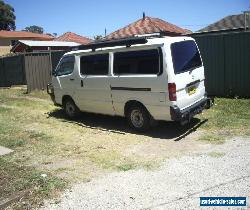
xmin=63 ymin=98 xmax=80 ymax=119
xmin=126 ymin=104 xmax=151 ymax=132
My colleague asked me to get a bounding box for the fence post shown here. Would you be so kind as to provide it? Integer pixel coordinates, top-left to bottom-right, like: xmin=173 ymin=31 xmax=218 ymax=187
xmin=49 ymin=47 xmax=52 ymax=77
xmin=1 ymin=58 xmax=6 ymax=87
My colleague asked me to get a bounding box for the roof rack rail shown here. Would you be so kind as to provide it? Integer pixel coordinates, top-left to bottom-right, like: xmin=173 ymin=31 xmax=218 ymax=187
xmin=73 ymin=37 xmax=148 ymax=51
xmin=134 ymin=33 xmax=162 ymax=38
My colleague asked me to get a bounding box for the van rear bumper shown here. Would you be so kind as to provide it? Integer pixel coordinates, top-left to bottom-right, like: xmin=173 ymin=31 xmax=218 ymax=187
xmin=170 ymin=97 xmax=213 ymax=125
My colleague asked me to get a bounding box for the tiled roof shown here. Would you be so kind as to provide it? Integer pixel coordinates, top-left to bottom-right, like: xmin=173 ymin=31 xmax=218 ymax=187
xmin=106 ymin=16 xmax=187 ymax=40
xmin=0 ymin=30 xmax=54 ymax=40
xmin=198 ymin=13 xmax=250 ymax=33
xmin=183 ymin=29 xmax=193 ymax=34
xmin=55 ymin=32 xmax=92 ymax=44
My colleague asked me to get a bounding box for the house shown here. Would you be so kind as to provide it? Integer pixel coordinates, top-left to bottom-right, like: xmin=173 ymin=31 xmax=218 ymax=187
xmin=11 ymin=40 xmax=80 ymax=53
xmin=196 ymin=12 xmax=250 ymax=34
xmin=0 ymin=30 xmax=54 ymax=55
xmin=105 ymin=14 xmax=189 ymax=40
xmin=55 ymin=32 xmax=92 ymax=44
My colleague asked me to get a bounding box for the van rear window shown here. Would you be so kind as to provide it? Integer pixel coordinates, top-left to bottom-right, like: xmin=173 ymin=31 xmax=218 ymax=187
xmin=171 ymin=40 xmax=202 ymax=74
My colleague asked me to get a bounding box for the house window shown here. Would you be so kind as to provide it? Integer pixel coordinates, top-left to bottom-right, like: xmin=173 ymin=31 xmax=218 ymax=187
xmin=56 ymin=56 xmax=75 ymax=76
xmin=80 ymin=54 xmax=109 ymax=75
xmin=114 ymin=49 xmax=160 ymax=75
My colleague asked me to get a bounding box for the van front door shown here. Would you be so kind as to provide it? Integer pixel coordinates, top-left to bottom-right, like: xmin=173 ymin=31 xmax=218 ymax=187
xmin=76 ymin=54 xmax=114 ymax=115
xmin=53 ymin=56 xmax=76 ymax=104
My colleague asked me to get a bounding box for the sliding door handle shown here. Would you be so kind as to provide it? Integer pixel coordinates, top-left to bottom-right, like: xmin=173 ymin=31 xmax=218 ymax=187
xmin=69 ymin=78 xmax=74 ymax=81
xmin=81 ymin=80 xmax=84 ymax=87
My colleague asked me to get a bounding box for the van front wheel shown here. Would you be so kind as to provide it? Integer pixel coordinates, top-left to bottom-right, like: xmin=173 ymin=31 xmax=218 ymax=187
xmin=63 ymin=98 xmax=80 ymax=119
xmin=127 ymin=105 xmax=150 ymax=132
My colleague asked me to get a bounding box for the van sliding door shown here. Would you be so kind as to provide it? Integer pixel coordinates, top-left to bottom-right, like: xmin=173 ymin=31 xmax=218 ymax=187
xmin=110 ymin=48 xmax=168 ymax=120
xmin=75 ymin=54 xmax=114 ymax=115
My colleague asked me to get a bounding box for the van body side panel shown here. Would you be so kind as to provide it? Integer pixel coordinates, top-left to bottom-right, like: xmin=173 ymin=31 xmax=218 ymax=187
xmin=76 ymin=76 xmax=114 ymax=115
xmin=110 ymin=75 xmax=170 ymax=121
xmin=110 ymin=46 xmax=171 ymax=121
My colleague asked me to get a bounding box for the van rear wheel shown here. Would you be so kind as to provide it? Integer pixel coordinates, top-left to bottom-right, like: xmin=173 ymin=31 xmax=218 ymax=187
xmin=126 ymin=105 xmax=150 ymax=132
xmin=63 ymin=98 xmax=80 ymax=119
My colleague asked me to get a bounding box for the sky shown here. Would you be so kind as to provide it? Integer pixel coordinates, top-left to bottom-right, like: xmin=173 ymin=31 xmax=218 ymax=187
xmin=4 ymin=0 xmax=249 ymax=39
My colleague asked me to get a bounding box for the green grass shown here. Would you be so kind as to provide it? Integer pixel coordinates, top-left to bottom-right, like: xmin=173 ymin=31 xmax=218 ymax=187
xmin=116 ymin=162 xmax=138 ymax=171
xmin=116 ymin=161 xmax=160 ymax=171
xmin=0 ymin=157 xmax=66 ymax=205
xmin=198 ymin=134 xmax=226 ymax=144
xmin=197 ymin=97 xmax=250 ymax=144
xmin=0 ymin=89 xmax=67 ymax=207
xmin=207 ymin=151 xmax=225 ymax=158
xmin=0 ymin=88 xmax=159 ymax=208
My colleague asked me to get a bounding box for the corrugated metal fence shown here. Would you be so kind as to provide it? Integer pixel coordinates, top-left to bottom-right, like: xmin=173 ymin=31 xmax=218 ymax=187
xmin=0 ymin=51 xmax=65 ymax=92
xmin=24 ymin=53 xmax=51 ymax=92
xmin=192 ymin=31 xmax=250 ymax=97
xmin=0 ymin=55 xmax=26 ymax=87
xmin=25 ymin=51 xmax=66 ymax=92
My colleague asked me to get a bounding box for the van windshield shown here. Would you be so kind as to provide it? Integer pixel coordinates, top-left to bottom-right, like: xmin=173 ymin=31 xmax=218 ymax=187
xmin=171 ymin=40 xmax=202 ymax=74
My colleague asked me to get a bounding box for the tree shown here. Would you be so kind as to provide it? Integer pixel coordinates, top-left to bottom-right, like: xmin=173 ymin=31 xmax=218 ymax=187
xmin=0 ymin=0 xmax=16 ymax=31
xmin=46 ymin=33 xmax=57 ymax=37
xmin=94 ymin=35 xmax=103 ymax=40
xmin=23 ymin=25 xmax=44 ymax=34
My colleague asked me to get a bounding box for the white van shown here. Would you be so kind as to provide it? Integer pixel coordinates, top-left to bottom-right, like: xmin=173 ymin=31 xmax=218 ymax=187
xmin=47 ymin=36 xmax=212 ymax=131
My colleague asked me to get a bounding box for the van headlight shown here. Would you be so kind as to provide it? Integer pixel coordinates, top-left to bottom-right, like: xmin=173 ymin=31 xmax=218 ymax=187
xmin=47 ymin=83 xmax=54 ymax=95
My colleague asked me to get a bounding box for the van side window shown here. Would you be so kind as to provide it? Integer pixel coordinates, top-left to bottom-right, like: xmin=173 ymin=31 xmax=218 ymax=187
xmin=114 ymin=49 xmax=160 ymax=75
xmin=56 ymin=56 xmax=75 ymax=76
xmin=80 ymin=54 xmax=109 ymax=75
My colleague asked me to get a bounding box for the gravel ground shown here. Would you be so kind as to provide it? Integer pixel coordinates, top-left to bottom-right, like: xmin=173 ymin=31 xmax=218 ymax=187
xmin=41 ymin=137 xmax=250 ymax=210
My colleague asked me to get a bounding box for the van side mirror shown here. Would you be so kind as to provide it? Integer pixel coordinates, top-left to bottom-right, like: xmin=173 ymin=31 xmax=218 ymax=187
xmin=52 ymin=69 xmax=57 ymax=76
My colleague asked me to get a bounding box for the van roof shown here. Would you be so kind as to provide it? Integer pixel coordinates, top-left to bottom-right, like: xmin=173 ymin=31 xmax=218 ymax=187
xmin=64 ymin=36 xmax=193 ymax=56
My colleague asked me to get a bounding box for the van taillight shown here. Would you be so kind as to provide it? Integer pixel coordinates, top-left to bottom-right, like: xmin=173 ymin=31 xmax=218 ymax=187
xmin=168 ymin=83 xmax=177 ymax=101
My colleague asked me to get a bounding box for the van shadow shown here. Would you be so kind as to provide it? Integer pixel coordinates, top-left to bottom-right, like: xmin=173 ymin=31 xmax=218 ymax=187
xmin=47 ymin=109 xmax=207 ymax=141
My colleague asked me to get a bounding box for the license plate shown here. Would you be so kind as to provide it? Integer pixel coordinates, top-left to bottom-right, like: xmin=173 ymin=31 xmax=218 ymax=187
xmin=188 ymin=86 xmax=196 ymax=95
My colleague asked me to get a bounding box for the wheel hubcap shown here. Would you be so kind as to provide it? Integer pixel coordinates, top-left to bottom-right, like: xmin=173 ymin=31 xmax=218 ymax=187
xmin=131 ymin=110 xmax=144 ymax=128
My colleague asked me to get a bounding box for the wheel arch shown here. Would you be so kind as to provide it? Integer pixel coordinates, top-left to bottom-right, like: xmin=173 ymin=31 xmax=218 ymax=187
xmin=62 ymin=95 xmax=74 ymax=107
xmin=124 ymin=100 xmax=149 ymax=117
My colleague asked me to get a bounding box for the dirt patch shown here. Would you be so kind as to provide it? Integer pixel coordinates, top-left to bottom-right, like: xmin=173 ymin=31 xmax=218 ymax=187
xmin=123 ymin=130 xmax=211 ymax=161
xmin=40 ymin=158 xmax=104 ymax=182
